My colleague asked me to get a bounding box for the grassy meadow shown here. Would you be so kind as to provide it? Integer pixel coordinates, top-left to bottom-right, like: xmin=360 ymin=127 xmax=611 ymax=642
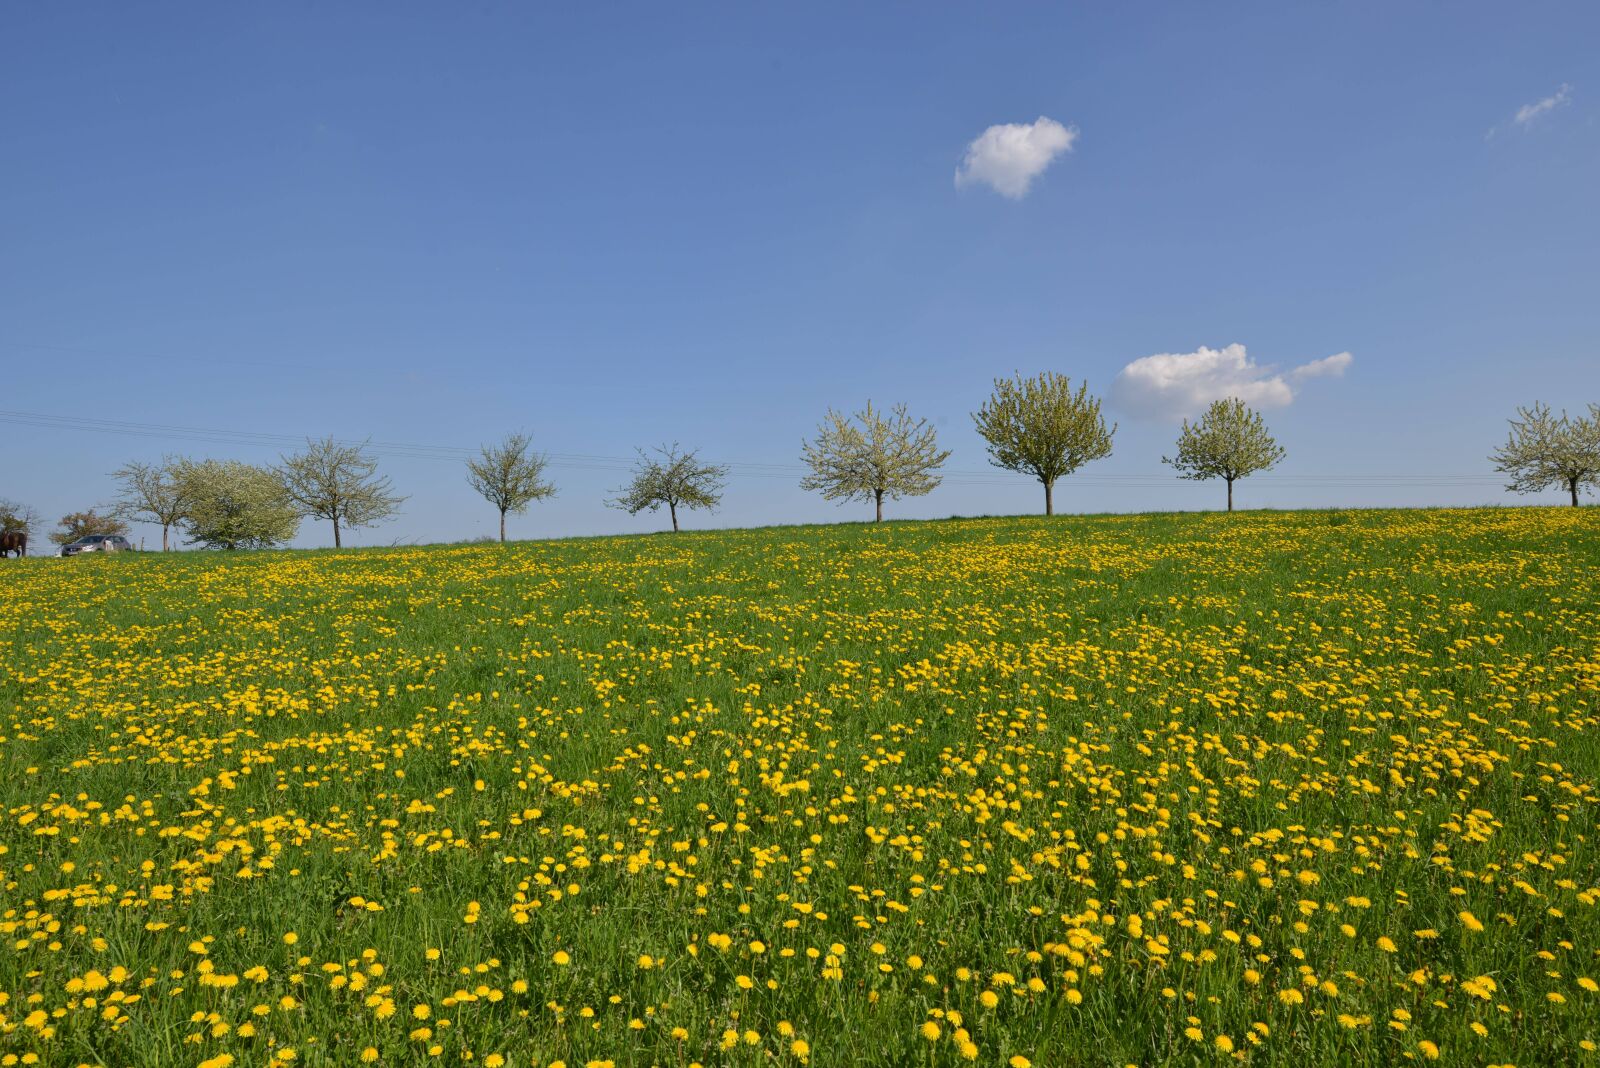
xmin=1 ymin=508 xmax=1598 ymax=1068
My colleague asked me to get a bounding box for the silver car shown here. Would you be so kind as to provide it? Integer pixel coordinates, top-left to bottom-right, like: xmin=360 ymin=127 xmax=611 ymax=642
xmin=61 ymin=534 xmax=134 ymax=556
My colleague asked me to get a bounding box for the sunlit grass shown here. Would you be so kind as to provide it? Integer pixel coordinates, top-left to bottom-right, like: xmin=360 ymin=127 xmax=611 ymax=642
xmin=1 ymin=508 xmax=1597 ymax=1066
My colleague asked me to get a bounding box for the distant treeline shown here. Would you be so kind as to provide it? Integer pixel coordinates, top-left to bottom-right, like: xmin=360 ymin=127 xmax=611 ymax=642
xmin=2 ymin=376 xmax=1596 ymax=553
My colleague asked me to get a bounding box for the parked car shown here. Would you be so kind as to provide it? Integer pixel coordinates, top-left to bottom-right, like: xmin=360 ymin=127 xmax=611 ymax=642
xmin=60 ymin=534 xmax=135 ymax=556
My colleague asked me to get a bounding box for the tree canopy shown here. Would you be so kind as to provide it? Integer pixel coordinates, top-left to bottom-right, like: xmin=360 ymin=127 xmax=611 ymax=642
xmin=1163 ymin=397 xmax=1286 ymax=511
xmin=609 ymin=444 xmax=728 ymax=532
xmin=465 ymin=433 xmax=556 ymax=543
xmin=175 ymin=459 xmax=301 ymax=550
xmin=800 ymin=402 xmax=950 ymax=522
xmin=0 ymin=498 xmax=40 ymax=537
xmin=109 ymin=457 xmax=190 ymax=551
xmin=49 ymin=510 xmax=130 ymax=546
xmin=279 ymin=438 xmax=405 ymax=548
xmin=1490 ymin=402 xmax=1600 ymax=507
xmin=972 ymin=372 xmax=1115 ymax=515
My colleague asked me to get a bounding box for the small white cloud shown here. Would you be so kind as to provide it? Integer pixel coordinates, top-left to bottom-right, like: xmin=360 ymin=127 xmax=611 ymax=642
xmin=1489 ymin=84 xmax=1573 ymax=137
xmin=954 ymin=116 xmax=1078 ymax=199
xmin=1111 ymin=343 xmax=1352 ymax=419
xmin=1290 ymin=351 xmax=1353 ymax=380
xmin=1514 ymin=83 xmax=1572 ymax=126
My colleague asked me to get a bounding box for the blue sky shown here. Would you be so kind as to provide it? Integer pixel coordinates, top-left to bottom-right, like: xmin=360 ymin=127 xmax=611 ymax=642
xmin=4 ymin=3 xmax=1597 ymax=547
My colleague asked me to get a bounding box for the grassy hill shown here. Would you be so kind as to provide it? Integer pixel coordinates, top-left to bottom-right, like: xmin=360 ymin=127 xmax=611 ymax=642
xmin=2 ymin=509 xmax=1597 ymax=1066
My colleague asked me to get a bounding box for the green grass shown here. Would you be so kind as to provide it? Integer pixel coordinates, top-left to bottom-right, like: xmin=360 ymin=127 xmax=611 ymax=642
xmin=1 ymin=508 xmax=1597 ymax=1067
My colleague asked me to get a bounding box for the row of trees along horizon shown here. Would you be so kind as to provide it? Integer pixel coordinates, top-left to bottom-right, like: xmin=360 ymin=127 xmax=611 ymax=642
xmin=2 ymin=373 xmax=1598 ymax=553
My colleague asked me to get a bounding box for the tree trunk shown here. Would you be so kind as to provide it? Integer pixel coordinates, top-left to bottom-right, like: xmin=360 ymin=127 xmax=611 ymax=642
xmin=1572 ymin=478 xmax=1581 ymax=507
xmin=162 ymin=524 xmax=169 ymax=552
xmin=1227 ymin=478 xmax=1234 ymax=513
xmin=1044 ymin=481 xmax=1054 ymax=517
xmin=875 ymin=491 xmax=884 ymax=523
xmin=500 ymin=509 xmax=507 ymax=543
xmin=333 ymin=516 xmax=342 ymax=549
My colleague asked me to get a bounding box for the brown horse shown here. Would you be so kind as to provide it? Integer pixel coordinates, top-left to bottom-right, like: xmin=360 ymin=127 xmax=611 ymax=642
xmin=0 ymin=530 xmax=26 ymax=558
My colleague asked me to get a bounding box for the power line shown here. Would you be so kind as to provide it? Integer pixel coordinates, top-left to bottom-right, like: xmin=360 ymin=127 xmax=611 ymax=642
xmin=2 ymin=339 xmax=331 ymax=376
xmin=0 ymin=408 xmax=1507 ymax=488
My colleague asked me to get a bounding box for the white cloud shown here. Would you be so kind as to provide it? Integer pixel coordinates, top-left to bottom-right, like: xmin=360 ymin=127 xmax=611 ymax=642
xmin=1514 ymin=83 xmax=1572 ymax=126
xmin=1111 ymin=343 xmax=1352 ymax=419
xmin=1489 ymin=84 xmax=1574 ymax=137
xmin=1290 ymin=351 xmax=1353 ymax=380
xmin=954 ymin=116 xmax=1077 ymax=199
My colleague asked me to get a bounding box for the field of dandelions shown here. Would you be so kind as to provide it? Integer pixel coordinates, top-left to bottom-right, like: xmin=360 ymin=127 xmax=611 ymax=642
xmin=2 ymin=509 xmax=1597 ymax=1068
